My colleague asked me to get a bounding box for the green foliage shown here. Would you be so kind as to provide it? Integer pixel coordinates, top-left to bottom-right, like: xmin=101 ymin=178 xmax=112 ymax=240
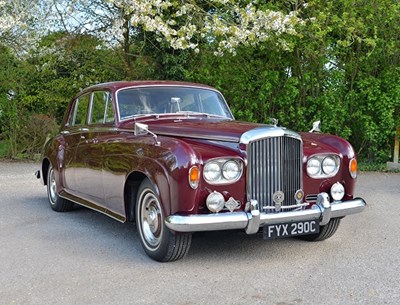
xmin=0 ymin=45 xmax=22 ymax=158
xmin=0 ymin=33 xmax=125 ymax=158
xmin=186 ymin=0 xmax=400 ymax=163
xmin=0 ymin=0 xmax=399 ymax=164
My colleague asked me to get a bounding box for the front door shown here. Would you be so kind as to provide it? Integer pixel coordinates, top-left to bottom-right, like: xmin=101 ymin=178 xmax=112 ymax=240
xmin=75 ymin=91 xmax=115 ymax=204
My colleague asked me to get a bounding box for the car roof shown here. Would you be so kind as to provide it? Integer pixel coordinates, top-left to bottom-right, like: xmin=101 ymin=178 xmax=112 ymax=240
xmin=79 ymin=81 xmax=216 ymax=95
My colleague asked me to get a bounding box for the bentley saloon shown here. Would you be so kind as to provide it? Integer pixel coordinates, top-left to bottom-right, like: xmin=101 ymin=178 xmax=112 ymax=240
xmin=37 ymin=81 xmax=366 ymax=262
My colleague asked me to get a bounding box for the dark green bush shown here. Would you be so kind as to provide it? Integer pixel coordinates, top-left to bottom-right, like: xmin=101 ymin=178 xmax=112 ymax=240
xmin=0 ymin=0 xmax=399 ymax=164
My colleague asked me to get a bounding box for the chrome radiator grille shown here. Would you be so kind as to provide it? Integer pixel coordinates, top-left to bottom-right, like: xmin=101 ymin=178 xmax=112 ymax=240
xmin=247 ymin=136 xmax=302 ymax=213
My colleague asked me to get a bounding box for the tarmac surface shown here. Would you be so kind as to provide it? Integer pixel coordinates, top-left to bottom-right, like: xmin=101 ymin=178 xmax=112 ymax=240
xmin=0 ymin=161 xmax=399 ymax=305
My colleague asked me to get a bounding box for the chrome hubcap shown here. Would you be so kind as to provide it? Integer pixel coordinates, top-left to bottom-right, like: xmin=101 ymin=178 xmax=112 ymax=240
xmin=48 ymin=169 xmax=57 ymax=204
xmin=140 ymin=190 xmax=163 ymax=248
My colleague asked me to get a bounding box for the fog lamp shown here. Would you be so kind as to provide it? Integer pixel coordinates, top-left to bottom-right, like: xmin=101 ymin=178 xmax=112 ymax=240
xmin=331 ymin=182 xmax=345 ymax=201
xmin=206 ymin=191 xmax=225 ymax=213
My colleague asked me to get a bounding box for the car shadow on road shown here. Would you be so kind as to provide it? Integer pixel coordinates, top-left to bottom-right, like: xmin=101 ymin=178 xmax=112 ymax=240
xmin=17 ymin=194 xmax=149 ymax=262
xmin=187 ymin=230 xmax=306 ymax=262
xmin=21 ymin=194 xmax=316 ymax=264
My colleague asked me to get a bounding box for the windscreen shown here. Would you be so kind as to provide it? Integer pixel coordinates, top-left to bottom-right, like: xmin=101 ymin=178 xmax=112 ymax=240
xmin=117 ymin=86 xmax=233 ymax=120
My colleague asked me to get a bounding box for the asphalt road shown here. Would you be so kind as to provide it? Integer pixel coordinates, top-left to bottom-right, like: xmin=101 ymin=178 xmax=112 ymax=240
xmin=0 ymin=161 xmax=399 ymax=305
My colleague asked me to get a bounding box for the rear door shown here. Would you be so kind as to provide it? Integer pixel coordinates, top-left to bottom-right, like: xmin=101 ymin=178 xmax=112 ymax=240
xmin=62 ymin=94 xmax=90 ymax=192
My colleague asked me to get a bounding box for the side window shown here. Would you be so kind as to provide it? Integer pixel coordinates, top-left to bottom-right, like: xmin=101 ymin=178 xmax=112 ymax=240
xmin=105 ymin=93 xmax=115 ymax=123
xmin=89 ymin=91 xmax=115 ymax=124
xmin=70 ymin=94 xmax=90 ymax=126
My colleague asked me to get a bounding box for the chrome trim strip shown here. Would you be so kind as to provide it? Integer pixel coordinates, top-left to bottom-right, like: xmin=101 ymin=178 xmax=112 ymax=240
xmin=263 ymin=202 xmax=309 ymax=210
xmin=165 ymin=213 xmax=249 ymax=232
xmin=164 ymin=195 xmax=366 ymax=233
xmin=60 ymin=190 xmax=126 ymax=223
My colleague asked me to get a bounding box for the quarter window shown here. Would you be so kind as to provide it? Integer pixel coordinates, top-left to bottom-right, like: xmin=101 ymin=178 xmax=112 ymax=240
xmin=70 ymin=94 xmax=90 ymax=126
xmin=105 ymin=93 xmax=115 ymax=123
xmin=89 ymin=91 xmax=115 ymax=124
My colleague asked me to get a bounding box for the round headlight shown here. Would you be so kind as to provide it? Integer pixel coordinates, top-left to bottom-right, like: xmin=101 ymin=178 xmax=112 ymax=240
xmin=203 ymin=162 xmax=221 ymax=182
xmin=222 ymin=160 xmax=241 ymax=181
xmin=331 ymin=182 xmax=345 ymax=201
xmin=307 ymin=158 xmax=321 ymax=176
xmin=322 ymin=156 xmax=337 ymax=175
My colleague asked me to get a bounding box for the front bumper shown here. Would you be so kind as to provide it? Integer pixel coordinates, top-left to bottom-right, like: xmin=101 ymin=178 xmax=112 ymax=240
xmin=165 ymin=193 xmax=366 ymax=235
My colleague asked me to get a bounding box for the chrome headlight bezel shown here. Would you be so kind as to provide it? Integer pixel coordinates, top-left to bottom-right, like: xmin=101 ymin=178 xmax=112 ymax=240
xmin=203 ymin=158 xmax=243 ymax=185
xmin=306 ymin=154 xmax=340 ymax=178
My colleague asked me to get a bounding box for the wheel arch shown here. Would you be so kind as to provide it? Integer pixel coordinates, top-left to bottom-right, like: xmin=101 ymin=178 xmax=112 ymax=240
xmin=42 ymin=158 xmax=51 ymax=186
xmin=124 ymin=171 xmax=147 ymax=222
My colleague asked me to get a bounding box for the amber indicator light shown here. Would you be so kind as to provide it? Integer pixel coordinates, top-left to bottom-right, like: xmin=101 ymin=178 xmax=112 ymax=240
xmin=189 ymin=166 xmax=200 ymax=184
xmin=349 ymin=158 xmax=358 ymax=178
xmin=350 ymin=159 xmax=357 ymax=172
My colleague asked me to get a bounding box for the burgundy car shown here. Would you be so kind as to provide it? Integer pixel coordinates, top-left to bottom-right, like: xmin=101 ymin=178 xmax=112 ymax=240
xmin=37 ymin=81 xmax=366 ymax=262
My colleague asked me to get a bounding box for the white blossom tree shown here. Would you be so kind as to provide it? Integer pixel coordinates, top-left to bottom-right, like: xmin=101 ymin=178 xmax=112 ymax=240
xmin=0 ymin=0 xmax=32 ymax=52
xmin=0 ymin=0 xmax=108 ymax=54
xmin=1 ymin=0 xmax=302 ymax=56
xmin=107 ymin=0 xmax=302 ymax=55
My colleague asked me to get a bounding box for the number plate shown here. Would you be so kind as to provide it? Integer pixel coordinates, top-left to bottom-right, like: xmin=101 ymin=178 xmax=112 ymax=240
xmin=263 ymin=220 xmax=320 ymax=240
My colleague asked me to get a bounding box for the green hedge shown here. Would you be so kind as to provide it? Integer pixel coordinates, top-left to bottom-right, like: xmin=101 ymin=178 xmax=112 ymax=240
xmin=1 ymin=0 xmax=399 ymax=162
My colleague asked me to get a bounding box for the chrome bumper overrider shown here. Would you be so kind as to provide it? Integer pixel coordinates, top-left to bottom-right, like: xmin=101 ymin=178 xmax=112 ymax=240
xmin=165 ymin=193 xmax=366 ymax=235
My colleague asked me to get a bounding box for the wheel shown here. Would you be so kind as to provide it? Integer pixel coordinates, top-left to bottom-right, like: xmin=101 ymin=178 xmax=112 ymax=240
xmin=46 ymin=165 xmax=74 ymax=212
xmin=135 ymin=179 xmax=192 ymax=262
xmin=297 ymin=218 xmax=341 ymax=241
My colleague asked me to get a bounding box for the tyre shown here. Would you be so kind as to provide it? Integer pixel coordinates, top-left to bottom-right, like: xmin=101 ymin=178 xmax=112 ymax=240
xmin=46 ymin=165 xmax=74 ymax=212
xmin=136 ymin=179 xmax=192 ymax=262
xmin=297 ymin=218 xmax=341 ymax=242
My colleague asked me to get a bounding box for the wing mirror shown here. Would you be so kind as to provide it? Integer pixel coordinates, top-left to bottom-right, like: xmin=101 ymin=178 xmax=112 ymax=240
xmin=134 ymin=123 xmax=160 ymax=146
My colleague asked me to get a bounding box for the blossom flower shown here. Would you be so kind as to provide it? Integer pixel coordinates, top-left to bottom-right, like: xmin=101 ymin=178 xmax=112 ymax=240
xmin=109 ymin=0 xmax=302 ymax=54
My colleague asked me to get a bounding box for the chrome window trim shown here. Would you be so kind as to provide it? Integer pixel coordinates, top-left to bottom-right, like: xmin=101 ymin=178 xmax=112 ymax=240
xmin=70 ymin=93 xmax=91 ymax=126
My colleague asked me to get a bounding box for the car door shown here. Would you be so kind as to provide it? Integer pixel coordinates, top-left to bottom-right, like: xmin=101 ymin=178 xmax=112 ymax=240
xmin=75 ymin=91 xmax=113 ymax=203
xmin=62 ymin=94 xmax=90 ymax=192
xmin=97 ymin=92 xmax=129 ymax=217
